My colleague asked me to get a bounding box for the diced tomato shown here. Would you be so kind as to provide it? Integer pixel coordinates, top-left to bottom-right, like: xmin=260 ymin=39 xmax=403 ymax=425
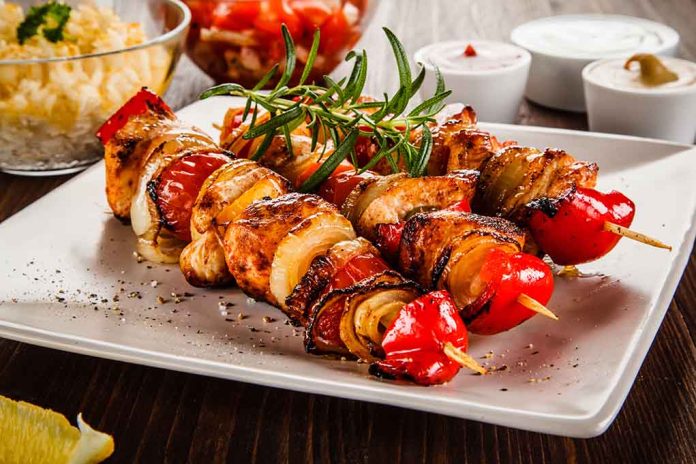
xmin=325 ymin=253 xmax=390 ymax=293
xmin=152 ymin=152 xmax=231 ymax=241
xmin=254 ymin=0 xmax=303 ymax=38
xmin=290 ymin=0 xmax=333 ymax=28
xmin=319 ymin=7 xmax=351 ymax=54
xmin=212 ymin=1 xmax=261 ymax=31
xmin=186 ymin=0 xmax=214 ymax=28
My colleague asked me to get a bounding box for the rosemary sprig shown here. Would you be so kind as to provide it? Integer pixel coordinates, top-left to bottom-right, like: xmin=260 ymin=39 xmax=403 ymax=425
xmin=200 ymin=25 xmax=451 ymax=190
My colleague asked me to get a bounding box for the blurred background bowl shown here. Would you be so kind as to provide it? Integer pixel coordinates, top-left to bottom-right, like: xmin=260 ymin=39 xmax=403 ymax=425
xmin=0 ymin=0 xmax=190 ymax=176
xmin=182 ymin=0 xmax=377 ymax=88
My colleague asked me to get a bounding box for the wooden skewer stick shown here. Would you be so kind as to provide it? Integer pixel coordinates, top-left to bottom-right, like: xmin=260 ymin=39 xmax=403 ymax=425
xmin=604 ymin=221 xmax=672 ymax=250
xmin=517 ymin=293 xmax=559 ymax=321
xmin=443 ymin=342 xmax=488 ymax=375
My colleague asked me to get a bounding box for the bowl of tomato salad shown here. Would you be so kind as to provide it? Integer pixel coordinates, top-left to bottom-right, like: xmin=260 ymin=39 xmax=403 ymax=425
xmin=183 ymin=0 xmax=375 ymax=87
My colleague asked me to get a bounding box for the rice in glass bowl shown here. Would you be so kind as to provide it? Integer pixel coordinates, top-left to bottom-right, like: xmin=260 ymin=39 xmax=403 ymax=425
xmin=0 ymin=0 xmax=190 ymax=175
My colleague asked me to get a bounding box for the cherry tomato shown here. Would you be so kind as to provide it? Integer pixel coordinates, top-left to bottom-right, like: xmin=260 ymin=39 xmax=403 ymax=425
xmin=319 ymin=170 xmax=376 ymax=206
xmin=96 ymin=88 xmax=171 ymax=145
xmin=312 ymin=296 xmax=346 ymax=349
xmin=528 ymin=187 xmax=635 ymax=265
xmin=152 ymin=152 xmax=231 ymax=241
xmin=212 ymin=1 xmax=260 ymax=30
xmin=325 ymin=252 xmax=390 ymax=293
xmin=290 ymin=0 xmax=333 ymax=28
xmin=464 ymin=249 xmax=554 ymax=335
xmin=371 ymin=290 xmax=469 ymax=386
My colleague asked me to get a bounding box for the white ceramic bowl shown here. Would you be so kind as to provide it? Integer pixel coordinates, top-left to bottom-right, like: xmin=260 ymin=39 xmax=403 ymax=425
xmin=414 ymin=40 xmax=531 ymax=124
xmin=583 ymin=57 xmax=696 ymax=144
xmin=511 ymin=15 xmax=679 ymax=112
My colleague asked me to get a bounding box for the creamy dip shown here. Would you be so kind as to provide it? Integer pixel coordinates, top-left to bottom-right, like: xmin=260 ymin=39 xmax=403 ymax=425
xmin=417 ymin=40 xmax=528 ymax=73
xmin=586 ymin=57 xmax=696 ymax=91
xmin=511 ymin=15 xmax=679 ymax=59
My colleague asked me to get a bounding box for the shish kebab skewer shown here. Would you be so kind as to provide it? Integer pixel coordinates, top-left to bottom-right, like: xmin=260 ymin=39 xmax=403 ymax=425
xmin=219 ymin=108 xmax=557 ymax=334
xmin=98 ymin=88 xmax=487 ymax=386
xmin=203 ymin=25 xmax=669 ymax=269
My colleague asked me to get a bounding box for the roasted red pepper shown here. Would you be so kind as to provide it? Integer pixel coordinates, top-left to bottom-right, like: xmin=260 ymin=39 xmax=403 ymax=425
xmin=371 ymin=290 xmax=480 ymax=386
xmin=527 ymin=187 xmax=635 ymax=265
xmin=375 ymin=199 xmax=472 ymax=258
xmin=463 ymin=249 xmax=554 ymax=335
xmin=96 ymin=88 xmax=171 ymax=145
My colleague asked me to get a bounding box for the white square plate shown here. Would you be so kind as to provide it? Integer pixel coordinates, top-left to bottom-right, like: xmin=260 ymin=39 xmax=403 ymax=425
xmin=1 ymin=97 xmax=694 ymax=437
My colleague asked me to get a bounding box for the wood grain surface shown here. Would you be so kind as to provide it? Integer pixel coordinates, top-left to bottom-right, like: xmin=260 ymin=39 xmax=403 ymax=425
xmin=1 ymin=0 xmax=695 ymax=462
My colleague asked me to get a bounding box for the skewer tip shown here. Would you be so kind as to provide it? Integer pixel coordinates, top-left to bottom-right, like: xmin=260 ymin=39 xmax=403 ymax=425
xmin=517 ymin=293 xmax=559 ymax=321
xmin=604 ymin=222 xmax=672 ymax=251
xmin=443 ymin=342 xmax=487 ymax=375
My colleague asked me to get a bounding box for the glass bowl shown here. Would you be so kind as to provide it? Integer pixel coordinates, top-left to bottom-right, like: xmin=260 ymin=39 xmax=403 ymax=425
xmin=0 ymin=0 xmax=191 ymax=176
xmin=182 ymin=0 xmax=376 ymax=87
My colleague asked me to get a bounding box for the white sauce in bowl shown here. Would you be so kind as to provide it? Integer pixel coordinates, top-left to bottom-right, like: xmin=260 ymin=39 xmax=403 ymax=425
xmin=511 ymin=15 xmax=679 ymax=59
xmin=416 ymin=40 xmax=529 ymax=73
xmin=585 ymin=57 xmax=696 ymax=91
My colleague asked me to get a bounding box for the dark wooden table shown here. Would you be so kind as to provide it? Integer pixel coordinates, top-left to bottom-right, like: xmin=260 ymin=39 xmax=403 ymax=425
xmin=1 ymin=1 xmax=695 ymax=462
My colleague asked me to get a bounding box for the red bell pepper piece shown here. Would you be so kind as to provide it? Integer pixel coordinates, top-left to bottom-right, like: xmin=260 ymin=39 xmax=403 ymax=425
xmin=96 ymin=88 xmax=172 ymax=145
xmin=371 ymin=290 xmax=483 ymax=386
xmin=463 ymin=249 xmax=554 ymax=335
xmin=527 ymin=187 xmax=635 ymax=265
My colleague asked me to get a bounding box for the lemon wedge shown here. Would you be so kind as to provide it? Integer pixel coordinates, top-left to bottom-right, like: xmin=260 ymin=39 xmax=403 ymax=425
xmin=0 ymin=395 xmax=114 ymax=464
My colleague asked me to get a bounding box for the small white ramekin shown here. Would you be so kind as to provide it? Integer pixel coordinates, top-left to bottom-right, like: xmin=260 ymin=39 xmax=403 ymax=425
xmin=511 ymin=15 xmax=680 ymax=112
xmin=583 ymin=58 xmax=696 ymax=144
xmin=414 ymin=40 xmax=531 ymax=124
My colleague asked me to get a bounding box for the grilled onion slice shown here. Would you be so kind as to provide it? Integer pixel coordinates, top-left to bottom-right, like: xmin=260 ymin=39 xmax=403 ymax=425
xmin=285 ymin=238 xmax=377 ymax=322
xmin=341 ymin=174 xmax=406 ymax=226
xmin=438 ymin=233 xmax=520 ymax=308
xmin=179 ymin=229 xmax=232 ymax=287
xmin=270 ymin=212 xmax=356 ymax=311
xmin=339 ymin=274 xmax=419 ymax=360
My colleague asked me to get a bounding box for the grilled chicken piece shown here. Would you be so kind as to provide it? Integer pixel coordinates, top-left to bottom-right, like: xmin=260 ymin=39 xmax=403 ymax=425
xmin=474 ymin=146 xmax=599 ymax=221
xmin=342 ymin=171 xmax=479 ymax=241
xmin=104 ymin=106 xmax=219 ymax=222
xmin=223 ymin=193 xmax=355 ymax=311
xmin=306 ymin=271 xmax=419 ymax=357
xmin=427 ymin=129 xmax=496 ymax=175
xmin=398 ymin=210 xmax=524 ymax=308
xmin=286 ymin=237 xmax=378 ymax=323
xmin=180 ymin=160 xmax=292 ymax=287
